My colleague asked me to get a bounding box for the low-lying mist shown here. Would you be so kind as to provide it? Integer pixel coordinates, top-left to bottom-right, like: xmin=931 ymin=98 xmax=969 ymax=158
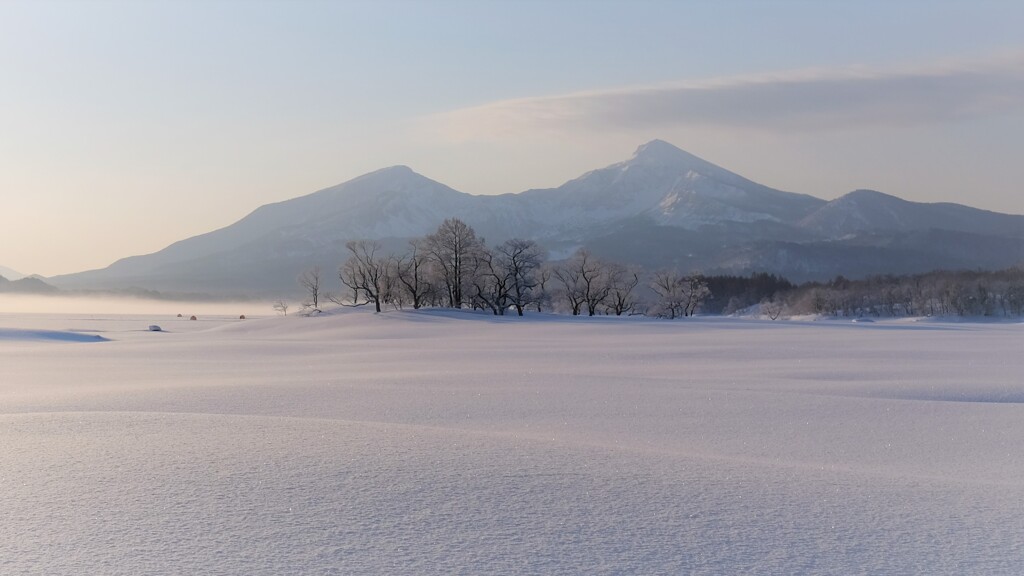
xmin=0 ymin=293 xmax=266 ymax=317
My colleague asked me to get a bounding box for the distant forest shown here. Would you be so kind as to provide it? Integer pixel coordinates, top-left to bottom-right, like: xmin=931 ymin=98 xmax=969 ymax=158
xmin=290 ymin=218 xmax=1024 ymax=320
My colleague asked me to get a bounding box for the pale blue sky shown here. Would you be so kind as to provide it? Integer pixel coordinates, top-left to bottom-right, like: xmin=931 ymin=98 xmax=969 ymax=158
xmin=2 ymin=0 xmax=1023 ymax=276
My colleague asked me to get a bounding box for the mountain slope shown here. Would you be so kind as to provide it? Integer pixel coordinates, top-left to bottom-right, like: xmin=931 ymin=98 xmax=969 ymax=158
xmin=800 ymin=189 xmax=1024 ymax=238
xmin=520 ymin=139 xmax=825 ymax=234
xmin=98 ymin=166 xmax=472 ymax=276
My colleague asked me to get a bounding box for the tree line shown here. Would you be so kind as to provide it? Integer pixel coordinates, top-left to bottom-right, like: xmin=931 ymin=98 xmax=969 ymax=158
xmin=292 ymin=217 xmax=707 ymax=318
xmin=286 ymin=217 xmax=1024 ymax=319
xmin=776 ymin=268 xmax=1024 ymax=319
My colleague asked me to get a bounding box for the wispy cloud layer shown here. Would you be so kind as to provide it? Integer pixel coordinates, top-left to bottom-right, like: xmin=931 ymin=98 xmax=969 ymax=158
xmin=428 ymin=53 xmax=1024 ymax=140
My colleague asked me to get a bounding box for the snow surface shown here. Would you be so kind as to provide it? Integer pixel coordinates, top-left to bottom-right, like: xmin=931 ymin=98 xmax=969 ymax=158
xmin=1 ymin=308 xmax=1022 ymax=574
xmin=0 ymin=328 xmax=109 ymax=343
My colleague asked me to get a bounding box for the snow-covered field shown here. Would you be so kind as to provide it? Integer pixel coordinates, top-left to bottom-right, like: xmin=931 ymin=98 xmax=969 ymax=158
xmin=1 ymin=307 xmax=1022 ymax=574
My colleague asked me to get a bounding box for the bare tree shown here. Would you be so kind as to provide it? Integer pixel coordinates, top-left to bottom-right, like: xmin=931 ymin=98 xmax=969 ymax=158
xmin=298 ymin=266 xmax=323 ymax=311
xmin=533 ymin=263 xmax=554 ymax=313
xmin=553 ymin=259 xmax=587 ymax=316
xmin=381 ymin=257 xmax=404 ymax=310
xmin=761 ymin=297 xmax=783 ymax=320
xmin=497 ymin=238 xmax=545 ymax=316
xmin=426 ymin=218 xmax=483 ymax=309
xmin=394 ymin=240 xmax=434 ymax=309
xmin=339 ymin=240 xmax=388 ymax=312
xmin=604 ymin=263 xmax=640 ymax=316
xmin=650 ymin=269 xmax=687 ymax=319
xmin=467 ymin=245 xmax=510 ymax=315
xmin=555 ymin=249 xmax=611 ymax=316
xmin=683 ymin=274 xmax=711 ymax=317
xmin=272 ymin=300 xmax=289 ymax=316
xmin=650 ymin=270 xmax=710 ymax=318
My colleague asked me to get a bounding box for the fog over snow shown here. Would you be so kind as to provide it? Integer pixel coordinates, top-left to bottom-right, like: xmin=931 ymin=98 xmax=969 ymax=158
xmin=0 ymin=294 xmax=257 ymax=316
xmin=1 ymin=308 xmax=1022 ymax=574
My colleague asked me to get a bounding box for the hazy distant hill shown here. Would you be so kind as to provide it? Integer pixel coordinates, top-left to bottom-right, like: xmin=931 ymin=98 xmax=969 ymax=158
xmin=48 ymin=140 xmax=1024 ymax=295
xmin=800 ymin=189 xmax=1023 ymax=238
xmin=0 ymin=275 xmax=58 ymax=294
xmin=0 ymin=265 xmax=25 ymax=281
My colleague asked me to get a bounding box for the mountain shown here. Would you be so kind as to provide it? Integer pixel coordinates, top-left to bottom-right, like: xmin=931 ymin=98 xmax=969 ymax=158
xmin=0 ymin=275 xmax=58 ymax=294
xmin=520 ymin=140 xmax=825 ymax=233
xmin=800 ymin=189 xmax=1023 ymax=238
xmin=50 ymin=166 xmax=525 ymax=294
xmin=0 ymin=265 xmax=25 ymax=281
xmin=48 ymin=140 xmax=1024 ymax=294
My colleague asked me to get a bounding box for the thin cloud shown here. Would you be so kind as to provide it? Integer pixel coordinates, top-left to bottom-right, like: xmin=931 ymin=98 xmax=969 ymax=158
xmin=427 ymin=53 xmax=1024 ymax=140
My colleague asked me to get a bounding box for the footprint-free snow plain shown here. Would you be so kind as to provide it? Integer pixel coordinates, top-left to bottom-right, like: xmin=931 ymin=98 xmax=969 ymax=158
xmin=1 ymin=309 xmax=1021 ymax=574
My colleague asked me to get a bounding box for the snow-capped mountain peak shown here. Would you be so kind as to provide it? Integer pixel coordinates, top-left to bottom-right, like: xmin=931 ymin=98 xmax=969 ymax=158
xmin=626 ymin=139 xmax=741 ymax=180
xmin=536 ymin=139 xmax=823 ymax=229
xmin=630 ymin=139 xmax=692 ymax=164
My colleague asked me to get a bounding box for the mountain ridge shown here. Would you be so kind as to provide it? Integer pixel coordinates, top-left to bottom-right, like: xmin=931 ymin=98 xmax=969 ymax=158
xmin=801 ymin=188 xmax=1023 ymax=238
